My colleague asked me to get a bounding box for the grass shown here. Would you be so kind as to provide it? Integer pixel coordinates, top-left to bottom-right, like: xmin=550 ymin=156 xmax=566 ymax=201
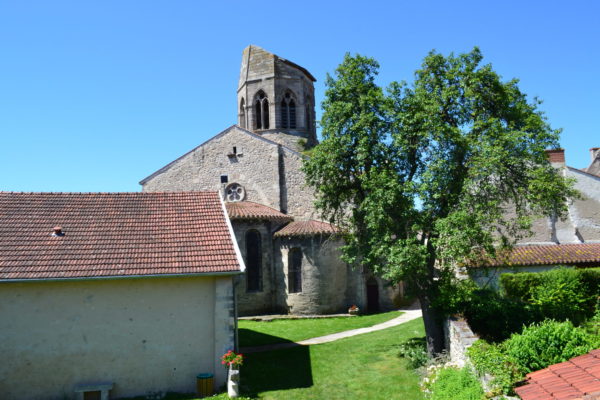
xmin=239 ymin=317 xmax=425 ymax=399
xmin=238 ymin=310 xmax=403 ymax=347
xmin=128 ymin=313 xmax=424 ymax=399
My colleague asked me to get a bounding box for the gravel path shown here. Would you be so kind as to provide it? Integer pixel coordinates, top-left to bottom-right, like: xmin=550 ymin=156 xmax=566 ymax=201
xmin=239 ymin=308 xmax=422 ymax=354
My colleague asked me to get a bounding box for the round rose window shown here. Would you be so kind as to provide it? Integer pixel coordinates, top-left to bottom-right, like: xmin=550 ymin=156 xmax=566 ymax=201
xmin=225 ymin=183 xmax=245 ymax=202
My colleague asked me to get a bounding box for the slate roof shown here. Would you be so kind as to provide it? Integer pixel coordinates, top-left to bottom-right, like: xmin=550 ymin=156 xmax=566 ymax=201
xmin=475 ymin=243 xmax=600 ymax=267
xmin=0 ymin=192 xmax=242 ymax=280
xmin=515 ymin=349 xmax=600 ymax=400
xmin=226 ymin=201 xmax=293 ymax=223
xmin=274 ymin=220 xmax=339 ymax=238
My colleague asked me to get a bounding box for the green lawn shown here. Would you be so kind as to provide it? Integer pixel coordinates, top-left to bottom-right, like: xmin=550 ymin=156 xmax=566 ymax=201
xmin=239 ymin=317 xmax=425 ymax=399
xmin=238 ymin=311 xmax=403 ymax=347
xmin=138 ymin=314 xmax=425 ymax=400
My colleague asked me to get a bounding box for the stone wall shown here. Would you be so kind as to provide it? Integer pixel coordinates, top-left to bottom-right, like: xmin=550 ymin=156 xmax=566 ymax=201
xmin=231 ymin=220 xmax=287 ymax=316
xmin=142 ymin=127 xmax=282 ymax=211
xmin=276 ymin=235 xmax=353 ymax=314
xmin=444 ymin=316 xmax=479 ymax=367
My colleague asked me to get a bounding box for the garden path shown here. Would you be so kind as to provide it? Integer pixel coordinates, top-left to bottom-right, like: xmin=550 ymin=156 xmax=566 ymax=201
xmin=239 ymin=307 xmax=422 ymax=353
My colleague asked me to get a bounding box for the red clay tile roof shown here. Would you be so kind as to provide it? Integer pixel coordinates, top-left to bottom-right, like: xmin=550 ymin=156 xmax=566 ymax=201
xmin=474 ymin=243 xmax=600 ymax=268
xmin=0 ymin=192 xmax=242 ymax=280
xmin=515 ymin=349 xmax=600 ymax=400
xmin=225 ymin=201 xmax=293 ymax=223
xmin=274 ymin=220 xmax=339 ymax=237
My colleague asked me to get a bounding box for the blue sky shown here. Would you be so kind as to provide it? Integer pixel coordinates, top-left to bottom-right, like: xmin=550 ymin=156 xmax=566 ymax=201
xmin=1 ymin=0 xmax=598 ymax=192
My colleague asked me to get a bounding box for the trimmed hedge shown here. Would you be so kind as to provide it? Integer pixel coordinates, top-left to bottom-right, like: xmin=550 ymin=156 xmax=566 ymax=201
xmin=500 ymin=267 xmax=600 ymax=325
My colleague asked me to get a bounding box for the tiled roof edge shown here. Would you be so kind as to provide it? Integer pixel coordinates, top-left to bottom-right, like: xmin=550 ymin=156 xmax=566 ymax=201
xmin=0 ymin=270 xmax=243 ymax=284
xmin=220 ymin=196 xmax=246 ymax=273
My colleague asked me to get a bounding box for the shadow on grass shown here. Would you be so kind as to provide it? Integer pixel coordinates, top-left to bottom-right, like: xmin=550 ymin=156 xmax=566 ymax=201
xmin=238 ymin=328 xmax=297 ymax=347
xmin=240 ymin=332 xmax=313 ymax=397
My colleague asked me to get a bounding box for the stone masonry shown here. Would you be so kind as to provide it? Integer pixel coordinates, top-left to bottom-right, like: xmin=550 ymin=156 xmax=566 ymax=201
xmin=141 ymin=45 xmax=403 ymax=315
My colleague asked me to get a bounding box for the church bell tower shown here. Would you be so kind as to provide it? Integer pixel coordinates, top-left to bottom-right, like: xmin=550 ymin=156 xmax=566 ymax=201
xmin=237 ymin=45 xmax=317 ymax=151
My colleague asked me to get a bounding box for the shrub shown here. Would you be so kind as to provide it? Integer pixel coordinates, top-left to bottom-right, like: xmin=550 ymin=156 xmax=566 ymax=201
xmin=529 ymin=268 xmax=590 ymax=324
xmin=500 ymin=267 xmax=600 ymax=325
xmin=500 ymin=272 xmax=542 ymax=301
xmin=398 ymin=337 xmax=428 ymax=369
xmin=462 ymin=289 xmax=537 ymax=342
xmin=502 ymin=320 xmax=600 ymax=373
xmin=467 ymin=340 xmax=523 ymax=395
xmin=426 ymin=367 xmax=484 ymax=400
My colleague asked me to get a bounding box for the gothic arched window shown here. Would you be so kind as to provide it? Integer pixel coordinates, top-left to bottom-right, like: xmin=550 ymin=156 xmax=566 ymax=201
xmin=280 ymin=91 xmax=296 ymax=129
xmin=288 ymin=248 xmax=302 ymax=293
xmin=246 ymin=230 xmax=262 ymax=292
xmin=239 ymin=98 xmax=246 ymax=129
xmin=254 ymin=91 xmax=269 ymax=130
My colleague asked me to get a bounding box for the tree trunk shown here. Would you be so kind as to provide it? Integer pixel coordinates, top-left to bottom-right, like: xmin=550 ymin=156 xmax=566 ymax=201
xmin=419 ymin=295 xmax=446 ymax=356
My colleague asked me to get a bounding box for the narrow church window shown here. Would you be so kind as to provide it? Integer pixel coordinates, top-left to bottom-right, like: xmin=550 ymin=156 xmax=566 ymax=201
xmin=254 ymin=91 xmax=269 ymax=130
xmin=288 ymin=248 xmax=302 ymax=293
xmin=280 ymin=91 xmax=296 ymax=129
xmin=239 ymin=98 xmax=246 ymax=129
xmin=246 ymin=230 xmax=262 ymax=292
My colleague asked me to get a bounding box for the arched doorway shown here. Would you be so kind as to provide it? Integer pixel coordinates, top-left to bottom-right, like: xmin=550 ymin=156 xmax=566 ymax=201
xmin=366 ymin=277 xmax=379 ymax=312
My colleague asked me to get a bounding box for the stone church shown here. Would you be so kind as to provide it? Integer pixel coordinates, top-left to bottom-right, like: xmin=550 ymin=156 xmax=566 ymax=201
xmin=140 ymin=45 xmax=402 ymax=316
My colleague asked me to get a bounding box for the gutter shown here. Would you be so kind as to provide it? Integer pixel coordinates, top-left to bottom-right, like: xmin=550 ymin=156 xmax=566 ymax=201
xmin=0 ymin=270 xmax=244 ymax=284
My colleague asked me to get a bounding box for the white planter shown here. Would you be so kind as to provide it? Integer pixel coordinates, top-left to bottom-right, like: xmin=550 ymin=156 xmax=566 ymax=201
xmin=227 ymin=366 xmax=240 ymax=398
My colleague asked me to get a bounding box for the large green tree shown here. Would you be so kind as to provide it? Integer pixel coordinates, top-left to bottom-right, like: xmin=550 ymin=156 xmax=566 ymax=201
xmin=303 ymin=48 xmax=577 ymax=354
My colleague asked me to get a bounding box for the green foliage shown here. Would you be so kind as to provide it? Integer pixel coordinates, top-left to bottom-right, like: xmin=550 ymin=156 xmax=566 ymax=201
xmin=303 ymin=48 xmax=577 ymax=353
xmin=462 ymin=289 xmax=538 ymax=342
xmin=467 ymin=340 xmax=523 ymax=395
xmin=500 ymin=272 xmax=542 ymax=301
xmin=426 ymin=367 xmax=485 ymax=400
xmin=397 ymin=337 xmax=429 ymax=369
xmin=502 ymin=320 xmax=600 ymax=374
xmin=501 ymin=267 xmax=600 ymax=324
xmin=529 ymin=268 xmax=590 ymax=324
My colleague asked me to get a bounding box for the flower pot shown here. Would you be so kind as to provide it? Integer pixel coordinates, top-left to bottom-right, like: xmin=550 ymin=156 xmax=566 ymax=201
xmin=227 ymin=366 xmax=240 ymax=398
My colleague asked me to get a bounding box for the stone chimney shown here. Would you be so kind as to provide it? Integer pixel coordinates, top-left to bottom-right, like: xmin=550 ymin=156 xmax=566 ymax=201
xmin=587 ymin=147 xmax=600 ymax=176
xmin=545 ymin=149 xmax=565 ymax=167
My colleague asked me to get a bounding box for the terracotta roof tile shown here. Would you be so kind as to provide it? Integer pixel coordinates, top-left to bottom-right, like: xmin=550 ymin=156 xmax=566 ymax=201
xmin=515 ymin=349 xmax=600 ymax=400
xmin=475 ymin=243 xmax=600 ymax=267
xmin=274 ymin=220 xmax=339 ymax=238
xmin=0 ymin=192 xmax=241 ymax=280
xmin=225 ymin=201 xmax=292 ymax=222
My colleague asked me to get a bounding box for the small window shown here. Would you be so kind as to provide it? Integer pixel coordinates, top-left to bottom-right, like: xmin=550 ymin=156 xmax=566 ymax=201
xmin=239 ymin=98 xmax=246 ymax=129
xmin=246 ymin=230 xmax=262 ymax=292
xmin=220 ymin=175 xmax=228 ymax=184
xmin=288 ymin=248 xmax=302 ymax=293
xmin=233 ymin=146 xmax=237 ymax=154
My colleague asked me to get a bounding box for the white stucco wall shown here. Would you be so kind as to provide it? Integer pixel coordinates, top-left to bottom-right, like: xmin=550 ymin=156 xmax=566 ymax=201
xmin=0 ymin=275 xmax=236 ymax=400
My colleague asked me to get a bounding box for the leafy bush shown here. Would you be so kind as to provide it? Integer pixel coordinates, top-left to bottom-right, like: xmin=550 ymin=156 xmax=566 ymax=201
xmin=467 ymin=340 xmax=523 ymax=395
xmin=462 ymin=289 xmax=538 ymax=342
xmin=500 ymin=272 xmax=542 ymax=301
xmin=425 ymin=367 xmax=484 ymax=400
xmin=529 ymin=268 xmax=590 ymax=324
xmin=398 ymin=337 xmax=428 ymax=369
xmin=502 ymin=320 xmax=600 ymax=373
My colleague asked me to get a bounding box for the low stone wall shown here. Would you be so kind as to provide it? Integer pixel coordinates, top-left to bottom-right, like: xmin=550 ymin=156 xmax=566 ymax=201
xmin=443 ymin=315 xmax=479 ymax=367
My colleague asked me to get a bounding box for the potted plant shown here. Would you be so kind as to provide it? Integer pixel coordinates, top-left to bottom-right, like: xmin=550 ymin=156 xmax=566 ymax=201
xmin=221 ymin=350 xmax=243 ymax=398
